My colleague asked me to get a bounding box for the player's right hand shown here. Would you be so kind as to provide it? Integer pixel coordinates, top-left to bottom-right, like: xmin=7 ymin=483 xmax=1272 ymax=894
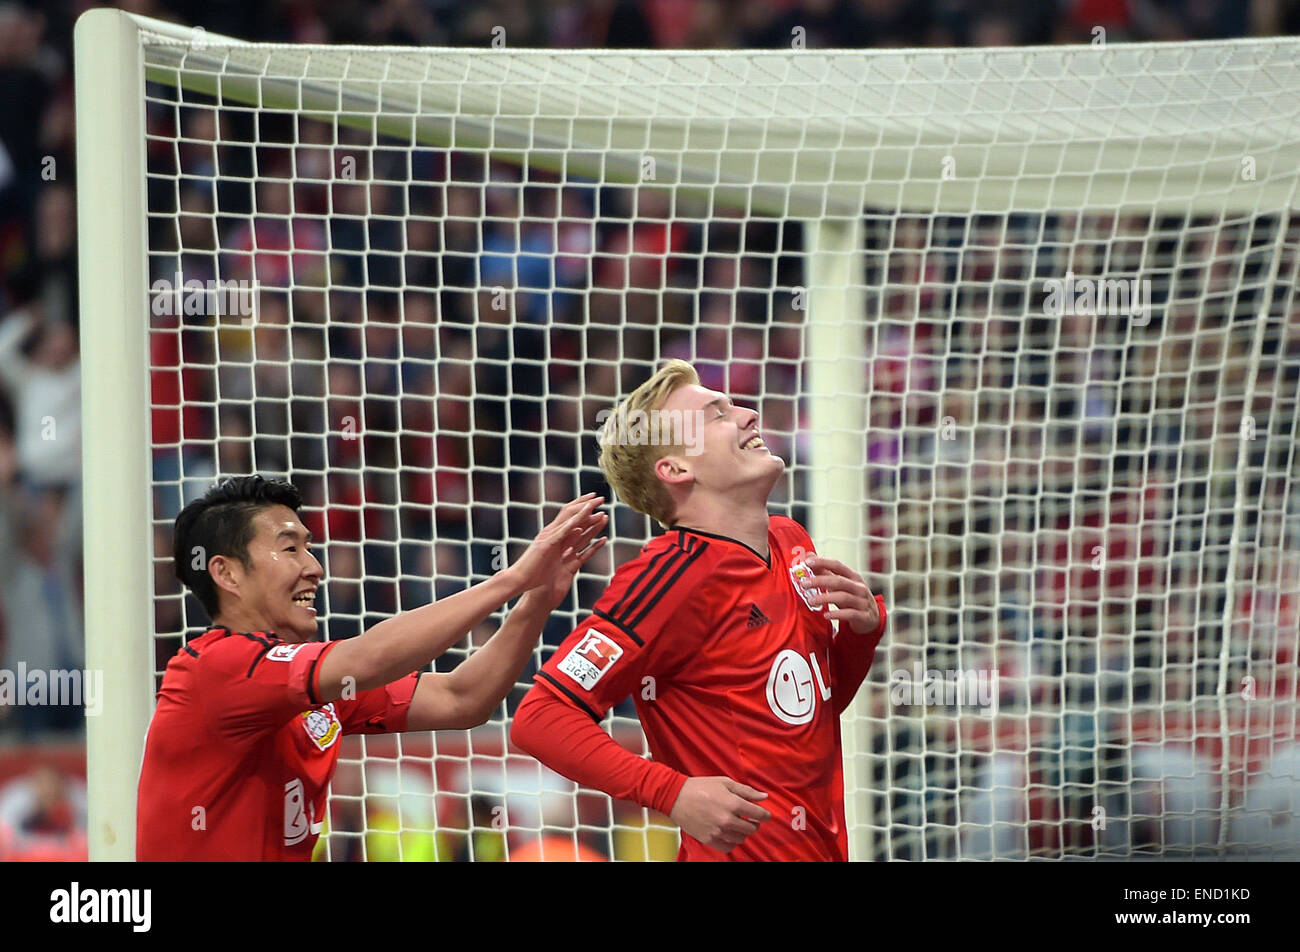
xmin=506 ymin=494 xmax=608 ymax=596
xmin=669 ymin=776 xmax=770 ymax=853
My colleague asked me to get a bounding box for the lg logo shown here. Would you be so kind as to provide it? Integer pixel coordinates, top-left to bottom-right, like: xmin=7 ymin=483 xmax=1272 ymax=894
xmin=765 ymin=649 xmax=831 ymax=725
xmin=284 ymin=777 xmax=323 ymax=846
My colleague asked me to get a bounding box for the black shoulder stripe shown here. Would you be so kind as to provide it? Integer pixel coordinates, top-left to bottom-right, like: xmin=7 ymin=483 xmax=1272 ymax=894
xmin=305 ymin=650 xmax=325 ymax=707
xmin=608 ymin=545 xmax=680 ymax=620
xmin=609 ymin=545 xmax=690 ymax=627
xmin=246 ymin=645 xmax=273 ymax=678
xmin=236 ymin=631 xmax=277 ymax=650
xmin=237 ymin=631 xmax=279 ymax=678
xmin=183 ymin=645 xmax=200 ymax=658
xmin=592 ymin=608 xmax=644 ymax=647
xmin=625 ymin=540 xmax=709 ymax=630
xmin=536 ymin=671 xmax=602 ymax=722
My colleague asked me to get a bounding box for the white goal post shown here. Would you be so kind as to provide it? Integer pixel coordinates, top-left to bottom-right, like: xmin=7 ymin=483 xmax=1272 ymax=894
xmin=75 ymin=7 xmax=1300 ymax=860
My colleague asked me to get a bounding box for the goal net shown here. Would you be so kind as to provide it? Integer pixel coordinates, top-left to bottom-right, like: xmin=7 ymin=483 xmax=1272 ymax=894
xmin=76 ymin=9 xmax=1300 ymax=860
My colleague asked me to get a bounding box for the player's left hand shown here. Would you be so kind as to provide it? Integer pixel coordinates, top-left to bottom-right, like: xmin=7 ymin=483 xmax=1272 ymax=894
xmin=508 ymin=494 xmax=608 ymax=599
xmin=534 ymin=499 xmax=608 ymax=610
xmin=799 ymin=556 xmax=881 ymax=635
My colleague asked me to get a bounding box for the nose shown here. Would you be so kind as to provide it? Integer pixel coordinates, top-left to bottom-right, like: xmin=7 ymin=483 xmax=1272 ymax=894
xmin=305 ymin=550 xmax=324 ymax=582
xmin=741 ymin=406 xmax=759 ymax=430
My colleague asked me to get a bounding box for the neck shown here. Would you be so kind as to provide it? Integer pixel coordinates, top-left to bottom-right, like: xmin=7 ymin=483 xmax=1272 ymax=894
xmin=673 ymin=496 xmax=771 ymax=560
xmin=212 ymin=608 xmax=292 ymax=641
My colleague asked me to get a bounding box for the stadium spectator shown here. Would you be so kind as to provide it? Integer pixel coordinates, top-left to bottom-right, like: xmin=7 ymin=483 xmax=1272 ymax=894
xmin=0 ymin=764 xmax=87 ymax=862
xmin=0 ymin=482 xmax=83 ymax=738
xmin=0 ymin=305 xmax=79 ymax=490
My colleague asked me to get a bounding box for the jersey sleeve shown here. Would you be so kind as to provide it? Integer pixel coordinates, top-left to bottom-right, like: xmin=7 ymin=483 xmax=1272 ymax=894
xmin=336 ymin=672 xmax=420 ymax=735
xmin=511 ymin=686 xmax=688 ymax=817
xmin=535 ymin=531 xmax=713 ymax=720
xmin=830 ymin=594 xmax=887 ymax=715
xmin=196 ymin=635 xmax=339 ymax=739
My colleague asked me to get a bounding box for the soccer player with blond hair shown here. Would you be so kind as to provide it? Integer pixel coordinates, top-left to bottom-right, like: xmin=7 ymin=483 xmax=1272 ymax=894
xmin=511 ymin=360 xmax=887 ymax=861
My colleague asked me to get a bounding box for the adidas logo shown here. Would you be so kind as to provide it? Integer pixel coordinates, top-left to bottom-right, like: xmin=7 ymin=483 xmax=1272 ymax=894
xmin=746 ymin=603 xmax=771 ymax=629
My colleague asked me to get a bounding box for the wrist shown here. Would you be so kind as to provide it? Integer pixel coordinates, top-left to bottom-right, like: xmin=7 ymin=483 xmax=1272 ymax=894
xmin=648 ymin=765 xmax=691 ymax=818
xmin=864 ymin=595 xmax=887 ymax=640
xmin=512 ymin=588 xmax=551 ymax=618
xmin=494 ymin=564 xmax=529 ymax=600
xmin=849 ymin=596 xmax=887 ymax=638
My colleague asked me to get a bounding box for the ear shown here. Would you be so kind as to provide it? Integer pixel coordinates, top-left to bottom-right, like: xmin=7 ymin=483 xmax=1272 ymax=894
xmin=653 ymin=453 xmax=692 ymax=489
xmin=208 ymin=554 xmax=243 ymax=601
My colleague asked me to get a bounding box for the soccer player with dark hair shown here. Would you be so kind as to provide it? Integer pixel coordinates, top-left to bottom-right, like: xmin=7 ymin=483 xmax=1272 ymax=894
xmin=137 ymin=475 xmax=606 ymax=861
xmin=511 ymin=360 xmax=888 ymax=861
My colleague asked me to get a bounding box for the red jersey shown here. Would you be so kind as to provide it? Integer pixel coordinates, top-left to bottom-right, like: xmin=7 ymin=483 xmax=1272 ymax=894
xmin=533 ymin=516 xmax=883 ymax=861
xmin=137 ymin=627 xmax=418 ymax=861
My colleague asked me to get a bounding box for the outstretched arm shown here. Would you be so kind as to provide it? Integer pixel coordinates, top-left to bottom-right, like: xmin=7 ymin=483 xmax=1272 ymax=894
xmin=0 ymin=309 xmax=34 ymax=392
xmin=405 ymin=529 xmax=606 ymax=731
xmin=317 ymin=495 xmax=607 ymax=703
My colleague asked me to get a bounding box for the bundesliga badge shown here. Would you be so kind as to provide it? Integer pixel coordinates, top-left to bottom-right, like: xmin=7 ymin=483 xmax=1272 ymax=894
xmin=789 ymin=555 xmax=825 ymax=612
xmin=558 ymin=629 xmax=623 ymax=690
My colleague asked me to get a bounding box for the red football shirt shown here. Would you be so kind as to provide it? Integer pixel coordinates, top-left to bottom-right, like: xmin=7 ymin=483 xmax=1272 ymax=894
xmin=136 ymin=627 xmax=418 ymax=861
xmin=533 ymin=516 xmax=884 ymax=861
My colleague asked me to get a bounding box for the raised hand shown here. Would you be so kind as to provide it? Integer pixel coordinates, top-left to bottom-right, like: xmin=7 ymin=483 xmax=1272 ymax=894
xmin=798 ymin=554 xmax=882 ymax=635
xmin=536 ymin=507 xmax=608 ymax=609
xmin=506 ymin=494 xmax=608 ymax=600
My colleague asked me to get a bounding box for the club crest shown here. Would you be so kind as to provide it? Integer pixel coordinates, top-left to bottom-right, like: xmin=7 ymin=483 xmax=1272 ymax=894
xmin=789 ymin=557 xmax=825 ymax=612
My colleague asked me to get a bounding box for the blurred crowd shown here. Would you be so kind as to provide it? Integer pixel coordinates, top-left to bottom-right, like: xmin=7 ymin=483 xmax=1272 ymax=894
xmin=0 ymin=0 xmax=1297 ymax=861
xmin=0 ymin=762 xmax=86 ymax=861
xmin=0 ymin=1 xmax=83 ymax=744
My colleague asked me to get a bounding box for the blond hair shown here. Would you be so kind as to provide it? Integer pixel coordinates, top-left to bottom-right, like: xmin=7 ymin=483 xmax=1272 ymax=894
xmin=598 ymin=359 xmax=700 ymax=528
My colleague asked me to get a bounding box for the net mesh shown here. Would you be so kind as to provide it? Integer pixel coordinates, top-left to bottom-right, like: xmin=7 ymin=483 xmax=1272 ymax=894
xmin=139 ymin=35 xmax=1300 ymax=860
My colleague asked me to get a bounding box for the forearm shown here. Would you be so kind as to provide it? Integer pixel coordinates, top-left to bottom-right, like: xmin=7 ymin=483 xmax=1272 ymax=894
xmin=342 ymin=570 xmax=526 ymax=691
xmin=832 ymin=594 xmax=888 ymax=716
xmin=0 ymin=480 xmax=16 ymax=583
xmin=442 ymin=589 xmax=551 ymax=724
xmin=0 ymin=310 xmax=33 ymax=390
xmin=511 ymin=685 xmax=687 ymax=817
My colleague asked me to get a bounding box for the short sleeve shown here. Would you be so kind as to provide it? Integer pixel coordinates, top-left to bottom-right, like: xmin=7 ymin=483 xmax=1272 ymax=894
xmin=337 ymin=672 xmax=420 ymax=735
xmin=535 ymin=532 xmax=712 ymax=720
xmin=197 ymin=636 xmax=340 ymax=739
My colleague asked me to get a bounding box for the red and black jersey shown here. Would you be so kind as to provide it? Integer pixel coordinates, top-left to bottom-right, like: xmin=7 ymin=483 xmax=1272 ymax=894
xmin=533 ymin=515 xmax=885 ymax=861
xmin=136 ymin=628 xmax=417 ymax=861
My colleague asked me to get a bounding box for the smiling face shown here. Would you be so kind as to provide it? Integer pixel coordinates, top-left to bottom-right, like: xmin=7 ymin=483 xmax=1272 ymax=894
xmin=653 ymin=383 xmax=785 ymax=513
xmin=213 ymin=504 xmax=323 ymax=642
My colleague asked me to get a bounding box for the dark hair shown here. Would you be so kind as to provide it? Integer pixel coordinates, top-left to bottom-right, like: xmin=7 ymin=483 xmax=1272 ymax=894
xmin=173 ymin=475 xmax=303 ymax=620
